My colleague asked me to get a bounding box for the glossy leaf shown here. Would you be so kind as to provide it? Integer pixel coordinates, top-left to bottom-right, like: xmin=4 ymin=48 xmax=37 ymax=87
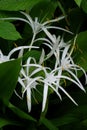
xmin=0 ymin=0 xmax=45 ymax=11
xmin=0 ymin=59 xmax=21 ymax=103
xmin=0 ymin=22 xmax=21 ymax=40
xmin=81 ymin=0 xmax=87 ymax=13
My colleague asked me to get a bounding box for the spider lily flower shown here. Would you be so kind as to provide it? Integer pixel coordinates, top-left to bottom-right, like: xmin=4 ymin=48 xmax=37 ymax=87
xmin=18 ymin=68 xmax=40 ymax=112
xmin=0 ymin=46 xmax=38 ymax=63
xmin=40 ymin=68 xmax=62 ymax=112
xmin=20 ymin=58 xmax=62 ymax=112
xmin=35 ymin=33 xmax=68 ymax=65
xmin=57 ymin=44 xmax=87 ymax=92
xmin=0 ymin=11 xmax=69 ymax=48
xmin=40 ymin=67 xmax=78 ymax=112
xmin=18 ymin=57 xmax=45 ymax=112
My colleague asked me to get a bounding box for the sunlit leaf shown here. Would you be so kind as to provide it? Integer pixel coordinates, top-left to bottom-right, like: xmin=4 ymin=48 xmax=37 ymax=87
xmin=0 ymin=0 xmax=44 ymax=11
xmin=74 ymin=0 xmax=82 ymax=6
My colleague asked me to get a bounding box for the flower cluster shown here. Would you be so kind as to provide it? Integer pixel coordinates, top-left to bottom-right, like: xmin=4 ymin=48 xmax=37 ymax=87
xmin=0 ymin=12 xmax=87 ymax=112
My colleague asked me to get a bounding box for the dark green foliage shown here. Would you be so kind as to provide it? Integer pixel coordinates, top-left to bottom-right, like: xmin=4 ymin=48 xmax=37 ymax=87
xmin=0 ymin=0 xmax=87 ymax=130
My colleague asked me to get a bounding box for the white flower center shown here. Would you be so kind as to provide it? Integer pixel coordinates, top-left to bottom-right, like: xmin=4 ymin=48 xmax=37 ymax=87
xmin=61 ymin=58 xmax=70 ymax=70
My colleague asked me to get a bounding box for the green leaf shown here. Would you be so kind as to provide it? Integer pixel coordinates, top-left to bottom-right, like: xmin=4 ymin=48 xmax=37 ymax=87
xmin=74 ymin=0 xmax=82 ymax=6
xmin=0 ymin=0 xmax=44 ymax=11
xmin=68 ymin=8 xmax=85 ymax=33
xmin=0 ymin=58 xmax=21 ymax=103
xmin=76 ymin=31 xmax=87 ymax=71
xmin=30 ymin=1 xmax=57 ymax=22
xmin=0 ymin=117 xmax=20 ymax=128
xmin=51 ymin=114 xmax=78 ymax=127
xmin=8 ymin=103 xmax=36 ymax=122
xmin=40 ymin=117 xmax=59 ymax=130
xmin=0 ymin=22 xmax=21 ymax=40
xmin=0 ymin=118 xmax=12 ymax=128
xmin=81 ymin=0 xmax=87 ymax=13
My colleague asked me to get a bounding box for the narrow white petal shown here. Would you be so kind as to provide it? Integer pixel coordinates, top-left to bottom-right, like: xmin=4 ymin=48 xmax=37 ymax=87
xmin=66 ymin=69 xmax=86 ymax=92
xmin=39 ymin=49 xmax=45 ymax=64
xmin=23 ymin=77 xmax=41 ymax=94
xmin=58 ymin=75 xmax=86 ymax=92
xmin=26 ymin=87 xmax=31 ymax=112
xmin=20 ymin=68 xmax=27 ymax=78
xmin=46 ymin=26 xmax=73 ymax=34
xmin=40 ymin=80 xmax=62 ymax=100
xmin=20 ymin=11 xmax=32 ymax=22
xmin=70 ymin=64 xmax=87 ymax=84
xmin=42 ymin=28 xmax=55 ymax=43
xmin=14 ymin=90 xmax=23 ymax=100
xmin=42 ymin=84 xmax=48 ymax=112
xmin=29 ymin=68 xmax=42 ymax=77
xmin=0 ymin=17 xmax=30 ymax=25
xmin=35 ymin=37 xmax=52 ymax=44
xmin=18 ymin=77 xmax=25 ymax=89
xmin=8 ymin=46 xmax=38 ymax=58
xmin=43 ymin=16 xmax=65 ymax=25
xmin=61 ymin=45 xmax=70 ymax=60
xmin=26 ymin=57 xmax=32 ymax=76
xmin=59 ymin=86 xmax=78 ymax=106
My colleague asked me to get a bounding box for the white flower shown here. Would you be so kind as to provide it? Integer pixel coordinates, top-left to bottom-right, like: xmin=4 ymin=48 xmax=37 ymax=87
xmin=35 ymin=32 xmax=68 ymax=66
xmin=40 ymin=66 xmax=79 ymax=112
xmin=0 ymin=11 xmax=70 ymax=49
xmin=19 ymin=57 xmax=62 ymax=112
xmin=18 ymin=57 xmax=44 ymax=112
xmin=40 ymin=68 xmax=62 ymax=112
xmin=53 ymin=44 xmax=87 ymax=106
xmin=0 ymin=46 xmax=38 ymax=64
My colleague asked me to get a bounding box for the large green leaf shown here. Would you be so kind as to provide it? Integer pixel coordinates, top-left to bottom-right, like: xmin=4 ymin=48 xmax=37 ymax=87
xmin=0 ymin=58 xmax=21 ymax=103
xmin=0 ymin=0 xmax=45 ymax=11
xmin=0 ymin=22 xmax=21 ymax=40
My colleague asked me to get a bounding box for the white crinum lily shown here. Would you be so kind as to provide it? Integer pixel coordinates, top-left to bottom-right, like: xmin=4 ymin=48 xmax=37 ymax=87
xmin=19 ymin=58 xmax=62 ymax=112
xmin=0 ymin=46 xmax=37 ymax=63
xmin=35 ymin=32 xmax=68 ymax=65
xmin=40 ymin=66 xmax=79 ymax=112
xmin=57 ymin=44 xmax=87 ymax=93
xmin=40 ymin=68 xmax=62 ymax=112
xmin=0 ymin=11 xmax=71 ymax=49
xmin=18 ymin=57 xmax=45 ymax=112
